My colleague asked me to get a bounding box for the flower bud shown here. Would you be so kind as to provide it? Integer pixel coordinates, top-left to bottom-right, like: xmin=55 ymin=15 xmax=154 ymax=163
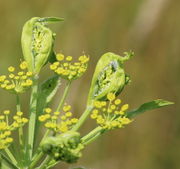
xmin=21 ymin=17 xmax=63 ymax=73
xmin=41 ymin=131 xmax=83 ymax=163
xmin=87 ymin=51 xmax=133 ymax=105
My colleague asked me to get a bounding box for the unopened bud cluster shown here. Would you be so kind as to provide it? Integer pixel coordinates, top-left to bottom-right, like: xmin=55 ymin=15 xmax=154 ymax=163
xmin=41 ymin=131 xmax=83 ymax=163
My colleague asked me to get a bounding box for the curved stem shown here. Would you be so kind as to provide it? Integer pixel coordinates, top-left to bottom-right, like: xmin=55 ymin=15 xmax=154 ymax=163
xmin=56 ymin=80 xmax=71 ymax=112
xmin=81 ymin=127 xmax=105 ymax=145
xmin=28 ymin=75 xmax=39 ymax=160
xmin=71 ymin=105 xmax=93 ymax=131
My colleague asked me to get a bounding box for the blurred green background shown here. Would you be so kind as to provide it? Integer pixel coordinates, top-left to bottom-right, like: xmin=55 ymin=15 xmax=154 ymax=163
xmin=0 ymin=0 xmax=179 ymax=168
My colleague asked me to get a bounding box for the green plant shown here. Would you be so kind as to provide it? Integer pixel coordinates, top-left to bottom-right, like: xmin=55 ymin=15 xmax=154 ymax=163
xmin=0 ymin=17 xmax=173 ymax=169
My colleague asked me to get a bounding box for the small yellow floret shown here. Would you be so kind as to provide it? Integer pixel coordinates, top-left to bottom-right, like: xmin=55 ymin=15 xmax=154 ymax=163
xmin=50 ymin=64 xmax=57 ymax=70
xmin=25 ymin=79 xmax=33 ymax=86
xmin=26 ymin=71 xmax=33 ymax=76
xmin=17 ymin=111 xmax=23 ymax=116
xmin=8 ymin=66 xmax=15 ymax=72
xmin=6 ymin=137 xmax=13 ymax=143
xmin=115 ymin=99 xmax=121 ymax=105
xmin=44 ymin=108 xmax=52 ymax=113
xmin=56 ymin=53 xmax=64 ymax=61
xmin=71 ymin=118 xmax=78 ymax=123
xmin=3 ymin=110 xmax=10 ymax=115
xmin=66 ymin=56 xmax=73 ymax=61
xmin=18 ymin=71 xmax=24 ymax=76
xmin=63 ymin=105 xmax=71 ymax=112
xmin=121 ymin=104 xmax=129 ymax=111
xmin=20 ymin=61 xmax=27 ymax=70
xmin=65 ymin=112 xmax=72 ymax=117
xmin=54 ymin=111 xmax=60 ymax=115
xmin=94 ymin=101 xmax=102 ymax=108
xmin=107 ymin=93 xmax=116 ymax=101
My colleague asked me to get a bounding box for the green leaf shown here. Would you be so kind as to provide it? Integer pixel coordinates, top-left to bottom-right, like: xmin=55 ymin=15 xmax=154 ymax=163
xmin=34 ymin=75 xmax=61 ymax=146
xmin=126 ymin=99 xmax=174 ymax=118
xmin=48 ymin=51 xmax=57 ymax=63
xmin=37 ymin=75 xmax=61 ymax=111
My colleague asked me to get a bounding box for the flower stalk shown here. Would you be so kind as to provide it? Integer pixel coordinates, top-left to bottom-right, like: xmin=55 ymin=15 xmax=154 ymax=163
xmin=28 ymin=75 xmax=39 ymax=160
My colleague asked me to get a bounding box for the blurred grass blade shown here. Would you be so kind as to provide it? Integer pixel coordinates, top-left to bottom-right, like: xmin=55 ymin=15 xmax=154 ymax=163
xmin=126 ymin=99 xmax=174 ymax=118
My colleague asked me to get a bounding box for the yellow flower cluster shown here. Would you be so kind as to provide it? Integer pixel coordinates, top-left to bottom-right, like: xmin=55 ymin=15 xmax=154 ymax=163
xmin=50 ymin=53 xmax=89 ymax=81
xmin=91 ymin=93 xmax=132 ymax=130
xmin=0 ymin=110 xmax=28 ymax=149
xmin=0 ymin=61 xmax=33 ymax=94
xmin=39 ymin=104 xmax=78 ymax=133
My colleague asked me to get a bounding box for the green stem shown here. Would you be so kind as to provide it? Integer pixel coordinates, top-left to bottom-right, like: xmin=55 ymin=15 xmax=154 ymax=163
xmin=16 ymin=95 xmax=24 ymax=151
xmin=29 ymin=152 xmax=44 ymax=169
xmin=38 ymin=156 xmax=52 ymax=169
xmin=46 ymin=160 xmax=58 ymax=169
xmin=32 ymin=129 xmax=50 ymax=161
xmin=0 ymin=152 xmax=18 ymax=169
xmin=16 ymin=94 xmax=25 ymax=168
xmin=81 ymin=127 xmax=105 ymax=145
xmin=28 ymin=75 xmax=39 ymax=160
xmin=56 ymin=80 xmax=71 ymax=112
xmin=4 ymin=148 xmax=18 ymax=167
xmin=72 ymin=105 xmax=93 ymax=131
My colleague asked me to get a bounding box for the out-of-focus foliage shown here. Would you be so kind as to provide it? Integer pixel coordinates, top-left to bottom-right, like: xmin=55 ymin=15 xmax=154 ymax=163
xmin=0 ymin=0 xmax=179 ymax=169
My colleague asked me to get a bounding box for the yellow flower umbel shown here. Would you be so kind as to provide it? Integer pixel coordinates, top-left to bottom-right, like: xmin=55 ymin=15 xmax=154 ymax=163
xmin=90 ymin=92 xmax=132 ymax=130
xmin=0 ymin=110 xmax=28 ymax=149
xmin=39 ymin=104 xmax=78 ymax=133
xmin=0 ymin=61 xmax=33 ymax=94
xmin=50 ymin=53 xmax=89 ymax=81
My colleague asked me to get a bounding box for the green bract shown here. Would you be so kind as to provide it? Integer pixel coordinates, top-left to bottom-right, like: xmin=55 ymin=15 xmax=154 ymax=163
xmin=21 ymin=17 xmax=63 ymax=73
xmin=87 ymin=51 xmax=133 ymax=105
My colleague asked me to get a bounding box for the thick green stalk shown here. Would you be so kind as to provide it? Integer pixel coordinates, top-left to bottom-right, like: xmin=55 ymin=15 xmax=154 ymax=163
xmin=72 ymin=105 xmax=93 ymax=131
xmin=56 ymin=80 xmax=71 ymax=112
xmin=28 ymin=75 xmax=39 ymax=160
